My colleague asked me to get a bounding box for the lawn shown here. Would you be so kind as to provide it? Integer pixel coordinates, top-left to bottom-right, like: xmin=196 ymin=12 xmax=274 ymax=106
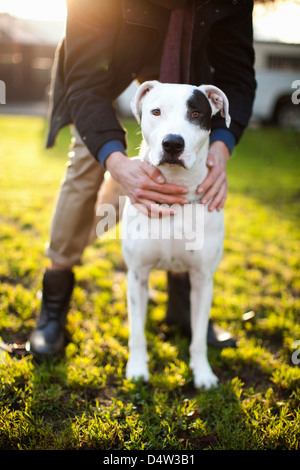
xmin=0 ymin=115 xmax=300 ymax=451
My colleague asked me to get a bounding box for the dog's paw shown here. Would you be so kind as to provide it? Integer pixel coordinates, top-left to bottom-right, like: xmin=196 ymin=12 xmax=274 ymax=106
xmin=191 ymin=360 xmax=218 ymax=390
xmin=126 ymin=358 xmax=149 ymax=382
xmin=193 ymin=370 xmax=218 ymax=390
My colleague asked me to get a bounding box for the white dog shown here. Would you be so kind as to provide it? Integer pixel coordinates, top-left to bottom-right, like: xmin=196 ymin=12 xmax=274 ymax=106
xmin=121 ymin=80 xmax=230 ymax=389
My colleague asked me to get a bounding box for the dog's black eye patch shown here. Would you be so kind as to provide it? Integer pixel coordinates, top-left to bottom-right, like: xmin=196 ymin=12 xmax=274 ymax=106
xmin=186 ymin=89 xmax=212 ymax=131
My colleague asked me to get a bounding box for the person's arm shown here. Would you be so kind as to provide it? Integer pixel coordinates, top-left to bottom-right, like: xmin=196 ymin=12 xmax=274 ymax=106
xmin=196 ymin=2 xmax=256 ymax=211
xmin=208 ymin=1 xmax=256 ymax=143
xmin=63 ymin=0 xmax=189 ymax=216
xmin=64 ymin=0 xmax=127 ymax=158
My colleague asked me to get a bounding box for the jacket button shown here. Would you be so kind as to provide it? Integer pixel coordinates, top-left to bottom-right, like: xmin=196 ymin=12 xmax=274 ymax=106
xmin=200 ymin=20 xmax=204 ymax=26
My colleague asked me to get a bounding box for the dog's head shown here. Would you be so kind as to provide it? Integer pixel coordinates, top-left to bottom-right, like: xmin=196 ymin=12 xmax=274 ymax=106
xmin=131 ymin=80 xmax=230 ymax=170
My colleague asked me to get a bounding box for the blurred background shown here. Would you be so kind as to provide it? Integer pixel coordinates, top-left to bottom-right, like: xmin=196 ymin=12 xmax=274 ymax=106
xmin=0 ymin=0 xmax=299 ymax=129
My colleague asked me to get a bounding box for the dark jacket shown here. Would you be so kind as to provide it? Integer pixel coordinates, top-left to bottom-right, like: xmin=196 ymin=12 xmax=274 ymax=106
xmin=46 ymin=0 xmax=256 ymax=160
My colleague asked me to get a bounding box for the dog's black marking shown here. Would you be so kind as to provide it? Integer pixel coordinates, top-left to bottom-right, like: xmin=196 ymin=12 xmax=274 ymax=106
xmin=186 ymin=89 xmax=212 ymax=131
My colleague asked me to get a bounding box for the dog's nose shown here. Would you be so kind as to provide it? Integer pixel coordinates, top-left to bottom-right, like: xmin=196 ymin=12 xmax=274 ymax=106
xmin=162 ymin=134 xmax=185 ymax=156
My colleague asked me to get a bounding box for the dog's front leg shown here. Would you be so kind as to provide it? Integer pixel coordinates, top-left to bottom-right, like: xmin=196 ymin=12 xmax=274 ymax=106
xmin=189 ymin=271 xmax=218 ymax=389
xmin=125 ymin=267 xmax=150 ymax=381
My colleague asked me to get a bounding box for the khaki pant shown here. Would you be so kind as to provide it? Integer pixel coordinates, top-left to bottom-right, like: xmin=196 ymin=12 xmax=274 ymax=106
xmin=46 ymin=127 xmax=106 ymax=268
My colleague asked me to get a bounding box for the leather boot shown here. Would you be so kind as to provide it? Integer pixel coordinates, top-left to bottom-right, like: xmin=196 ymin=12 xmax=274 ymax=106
xmin=166 ymin=272 xmax=192 ymax=336
xmin=166 ymin=271 xmax=236 ymax=348
xmin=28 ymin=269 xmax=74 ymax=358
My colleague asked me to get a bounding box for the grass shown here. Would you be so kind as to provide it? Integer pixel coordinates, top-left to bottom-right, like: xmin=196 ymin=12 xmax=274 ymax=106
xmin=0 ymin=115 xmax=300 ymax=450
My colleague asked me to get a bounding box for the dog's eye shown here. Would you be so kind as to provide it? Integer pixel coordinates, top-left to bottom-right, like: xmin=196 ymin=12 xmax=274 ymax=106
xmin=192 ymin=111 xmax=202 ymax=118
xmin=151 ymin=109 xmax=161 ymax=116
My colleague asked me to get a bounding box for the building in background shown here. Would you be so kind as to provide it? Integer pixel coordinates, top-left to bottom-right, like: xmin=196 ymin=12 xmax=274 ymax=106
xmin=0 ymin=13 xmax=62 ymax=102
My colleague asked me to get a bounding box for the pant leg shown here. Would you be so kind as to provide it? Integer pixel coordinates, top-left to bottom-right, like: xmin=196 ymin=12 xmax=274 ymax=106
xmin=46 ymin=127 xmax=105 ymax=268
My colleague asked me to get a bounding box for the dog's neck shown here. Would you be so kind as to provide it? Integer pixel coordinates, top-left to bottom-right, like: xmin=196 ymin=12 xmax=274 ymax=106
xmin=141 ymin=138 xmax=210 ymax=203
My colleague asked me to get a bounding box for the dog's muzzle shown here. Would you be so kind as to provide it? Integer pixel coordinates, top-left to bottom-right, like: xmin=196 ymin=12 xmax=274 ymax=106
xmin=159 ymin=134 xmax=186 ymax=167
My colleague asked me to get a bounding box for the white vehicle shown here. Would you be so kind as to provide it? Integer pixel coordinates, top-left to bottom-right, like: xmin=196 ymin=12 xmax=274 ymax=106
xmin=252 ymin=41 xmax=300 ymax=130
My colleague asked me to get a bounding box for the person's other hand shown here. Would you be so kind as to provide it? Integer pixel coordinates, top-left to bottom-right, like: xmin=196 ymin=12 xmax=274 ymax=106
xmin=196 ymin=141 xmax=230 ymax=212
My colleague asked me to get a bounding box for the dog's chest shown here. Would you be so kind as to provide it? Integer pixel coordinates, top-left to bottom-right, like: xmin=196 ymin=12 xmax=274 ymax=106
xmin=122 ymin=201 xmax=224 ymax=273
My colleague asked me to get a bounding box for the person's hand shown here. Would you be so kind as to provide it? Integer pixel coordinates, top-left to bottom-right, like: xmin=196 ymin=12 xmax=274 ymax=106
xmin=196 ymin=141 xmax=230 ymax=212
xmin=105 ymin=152 xmax=189 ymax=217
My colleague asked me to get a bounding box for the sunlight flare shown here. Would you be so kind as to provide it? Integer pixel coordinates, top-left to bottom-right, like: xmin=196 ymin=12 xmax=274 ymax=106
xmin=0 ymin=0 xmax=67 ymax=21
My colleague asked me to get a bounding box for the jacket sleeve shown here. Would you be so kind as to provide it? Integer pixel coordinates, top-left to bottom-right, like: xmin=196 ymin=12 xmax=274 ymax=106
xmin=207 ymin=1 xmax=256 ymax=144
xmin=64 ymin=0 xmax=126 ymax=158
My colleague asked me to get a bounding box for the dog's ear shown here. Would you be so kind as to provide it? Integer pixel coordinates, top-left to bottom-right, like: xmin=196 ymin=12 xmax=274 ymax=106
xmin=131 ymin=80 xmax=160 ymax=123
xmin=198 ymin=85 xmax=231 ymax=128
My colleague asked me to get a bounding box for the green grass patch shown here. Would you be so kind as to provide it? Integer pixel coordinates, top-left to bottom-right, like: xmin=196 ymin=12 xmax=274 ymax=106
xmin=0 ymin=116 xmax=299 ymax=450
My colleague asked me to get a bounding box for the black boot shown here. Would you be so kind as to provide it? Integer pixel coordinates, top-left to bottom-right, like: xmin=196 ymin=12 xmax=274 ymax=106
xmin=166 ymin=271 xmax=236 ymax=348
xmin=28 ymin=269 xmax=74 ymax=358
xmin=166 ymin=272 xmax=192 ymax=337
